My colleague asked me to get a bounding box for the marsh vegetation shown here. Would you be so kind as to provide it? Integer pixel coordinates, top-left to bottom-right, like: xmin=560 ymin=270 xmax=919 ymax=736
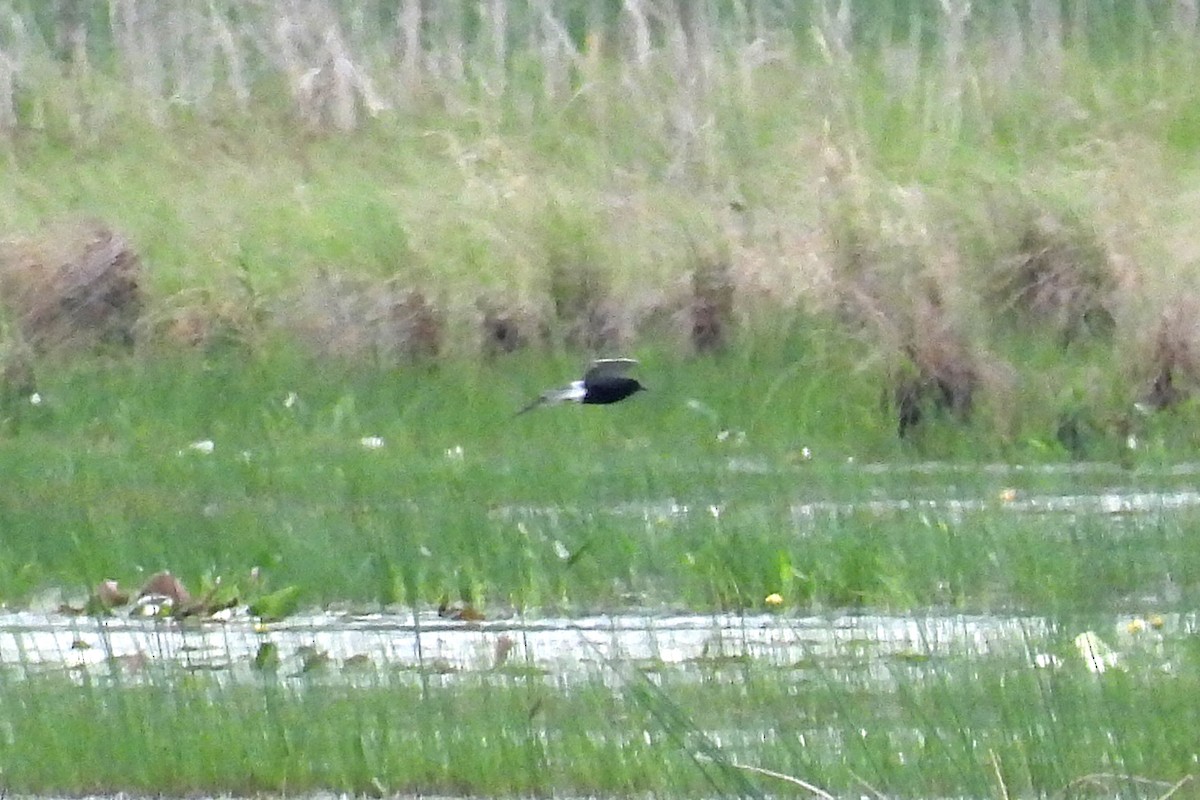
xmin=1 ymin=1 xmax=1199 ymax=797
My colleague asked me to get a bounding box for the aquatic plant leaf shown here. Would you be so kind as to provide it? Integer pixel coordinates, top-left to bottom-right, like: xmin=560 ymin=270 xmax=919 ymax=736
xmin=248 ymin=585 xmax=302 ymax=621
xmin=252 ymin=641 xmax=280 ymax=672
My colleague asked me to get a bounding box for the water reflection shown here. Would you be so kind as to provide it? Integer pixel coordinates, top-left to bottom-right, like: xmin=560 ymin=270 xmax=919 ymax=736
xmin=0 ymin=608 xmax=1049 ymax=679
xmin=493 ymin=483 xmax=1200 ymax=526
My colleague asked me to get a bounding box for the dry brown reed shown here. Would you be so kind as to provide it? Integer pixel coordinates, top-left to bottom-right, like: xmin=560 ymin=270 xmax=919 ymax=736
xmin=476 ymin=298 xmax=544 ymax=358
xmin=688 ymin=252 xmax=735 ymax=354
xmin=812 ymin=135 xmax=992 ymax=436
xmin=0 ymin=0 xmax=787 ymax=141
xmin=0 ymin=1 xmax=1189 ymax=151
xmin=547 ymin=257 xmax=623 ymax=353
xmin=988 ymin=207 xmax=1116 ymax=346
xmin=890 ymin=307 xmax=983 ymax=437
xmin=271 ymin=1 xmax=389 ymax=131
xmin=0 ymin=219 xmax=142 ymax=353
xmin=278 ymin=270 xmax=441 ymax=366
xmin=1138 ymin=301 xmax=1200 ymax=410
xmin=151 ymin=290 xmax=257 ymax=352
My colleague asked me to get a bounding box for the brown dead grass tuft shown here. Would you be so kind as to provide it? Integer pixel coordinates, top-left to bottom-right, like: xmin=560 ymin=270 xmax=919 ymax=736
xmin=148 ymin=291 xmax=259 ymax=352
xmin=989 ymin=209 xmax=1115 ymax=345
xmin=815 ymin=147 xmax=993 ymax=437
xmin=888 ymin=298 xmax=983 ymax=437
xmin=476 ymin=298 xmax=545 ymax=358
xmin=547 ymin=259 xmax=623 ymax=352
xmin=279 ymin=270 xmax=442 ymax=366
xmin=689 ymin=253 xmax=735 ymax=354
xmin=0 ymin=219 xmax=142 ymax=352
xmin=829 ymin=247 xmax=986 ymax=437
xmin=138 ymin=570 xmax=192 ymax=605
xmin=393 ymin=288 xmax=442 ymax=362
xmin=1137 ymin=301 xmax=1200 ymax=410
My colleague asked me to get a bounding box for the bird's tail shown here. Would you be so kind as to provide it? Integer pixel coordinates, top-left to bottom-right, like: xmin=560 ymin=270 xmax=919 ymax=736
xmin=516 ymin=386 xmax=580 ymax=415
xmin=515 ymin=397 xmax=546 ymax=415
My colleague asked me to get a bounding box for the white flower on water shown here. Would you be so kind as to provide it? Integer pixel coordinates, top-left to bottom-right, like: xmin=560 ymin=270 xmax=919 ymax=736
xmin=685 ymin=398 xmax=719 ymax=422
xmin=29 ymin=392 xmax=42 ymax=406
xmin=180 ymin=439 xmax=215 ymax=455
xmin=1032 ymin=652 xmax=1062 ymax=669
xmin=444 ymin=445 xmax=465 ymax=461
xmin=360 ymin=436 xmax=385 ymax=450
xmin=716 ymin=429 xmax=746 ymax=444
xmin=800 ymin=446 xmax=812 ymax=460
xmin=283 ymin=391 xmax=298 ymax=409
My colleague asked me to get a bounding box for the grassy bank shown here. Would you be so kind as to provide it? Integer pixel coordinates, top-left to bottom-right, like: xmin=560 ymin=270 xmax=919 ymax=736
xmin=2 ymin=3 xmax=1200 ymax=444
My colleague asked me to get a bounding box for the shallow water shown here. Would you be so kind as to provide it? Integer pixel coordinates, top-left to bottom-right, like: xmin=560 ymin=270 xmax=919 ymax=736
xmin=5 ymin=480 xmax=1196 ymax=681
xmin=495 ymin=478 xmax=1200 ymax=525
xmin=0 ymin=605 xmax=1078 ymax=680
xmin=3 ymin=479 xmax=1196 ymax=799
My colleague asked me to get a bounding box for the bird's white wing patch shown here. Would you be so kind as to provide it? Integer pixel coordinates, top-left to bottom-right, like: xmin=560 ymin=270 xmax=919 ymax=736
xmin=559 ymin=380 xmax=587 ymax=401
xmin=541 ymin=381 xmax=587 ymax=404
xmin=516 ymin=380 xmax=587 ymax=415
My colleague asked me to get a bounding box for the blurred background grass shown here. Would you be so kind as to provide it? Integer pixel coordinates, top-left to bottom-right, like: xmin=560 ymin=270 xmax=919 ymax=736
xmin=3 ymin=2 xmax=1200 ymax=445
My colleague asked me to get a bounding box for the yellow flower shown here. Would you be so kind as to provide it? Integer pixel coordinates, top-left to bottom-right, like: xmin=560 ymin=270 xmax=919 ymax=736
xmin=999 ymin=488 xmax=1017 ymax=502
xmin=1149 ymin=613 xmax=1165 ymax=630
xmin=1126 ymin=617 xmax=1145 ymax=635
xmin=764 ymin=593 xmax=784 ymax=608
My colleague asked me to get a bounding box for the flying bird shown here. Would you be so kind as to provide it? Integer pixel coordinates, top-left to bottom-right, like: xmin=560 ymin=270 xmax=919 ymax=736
xmin=517 ymin=358 xmax=646 ymax=415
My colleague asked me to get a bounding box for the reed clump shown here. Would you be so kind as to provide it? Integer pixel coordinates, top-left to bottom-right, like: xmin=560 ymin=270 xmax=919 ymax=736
xmin=1137 ymin=300 xmax=1200 ymax=410
xmin=476 ymin=297 xmax=542 ymax=358
xmin=987 ymin=207 xmax=1117 ymax=347
xmin=813 ymin=144 xmax=995 ymax=437
xmin=0 ymin=219 xmax=142 ymax=353
xmin=688 ymin=253 xmax=736 ymax=354
xmin=277 ymin=271 xmax=442 ymax=366
xmin=152 ymin=291 xmax=258 ymax=353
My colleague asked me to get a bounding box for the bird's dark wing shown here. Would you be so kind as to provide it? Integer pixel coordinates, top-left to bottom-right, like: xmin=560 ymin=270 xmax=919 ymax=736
xmin=583 ymin=358 xmax=638 ymax=383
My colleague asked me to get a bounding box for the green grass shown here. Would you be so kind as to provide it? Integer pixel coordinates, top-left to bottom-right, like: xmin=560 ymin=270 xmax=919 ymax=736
xmin=0 ymin=617 xmax=1196 ymax=797
xmin=0 ymin=343 xmax=1193 ymax=615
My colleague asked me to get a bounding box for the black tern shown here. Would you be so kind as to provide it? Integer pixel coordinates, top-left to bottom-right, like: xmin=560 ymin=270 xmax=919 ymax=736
xmin=517 ymin=358 xmax=646 ymax=415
